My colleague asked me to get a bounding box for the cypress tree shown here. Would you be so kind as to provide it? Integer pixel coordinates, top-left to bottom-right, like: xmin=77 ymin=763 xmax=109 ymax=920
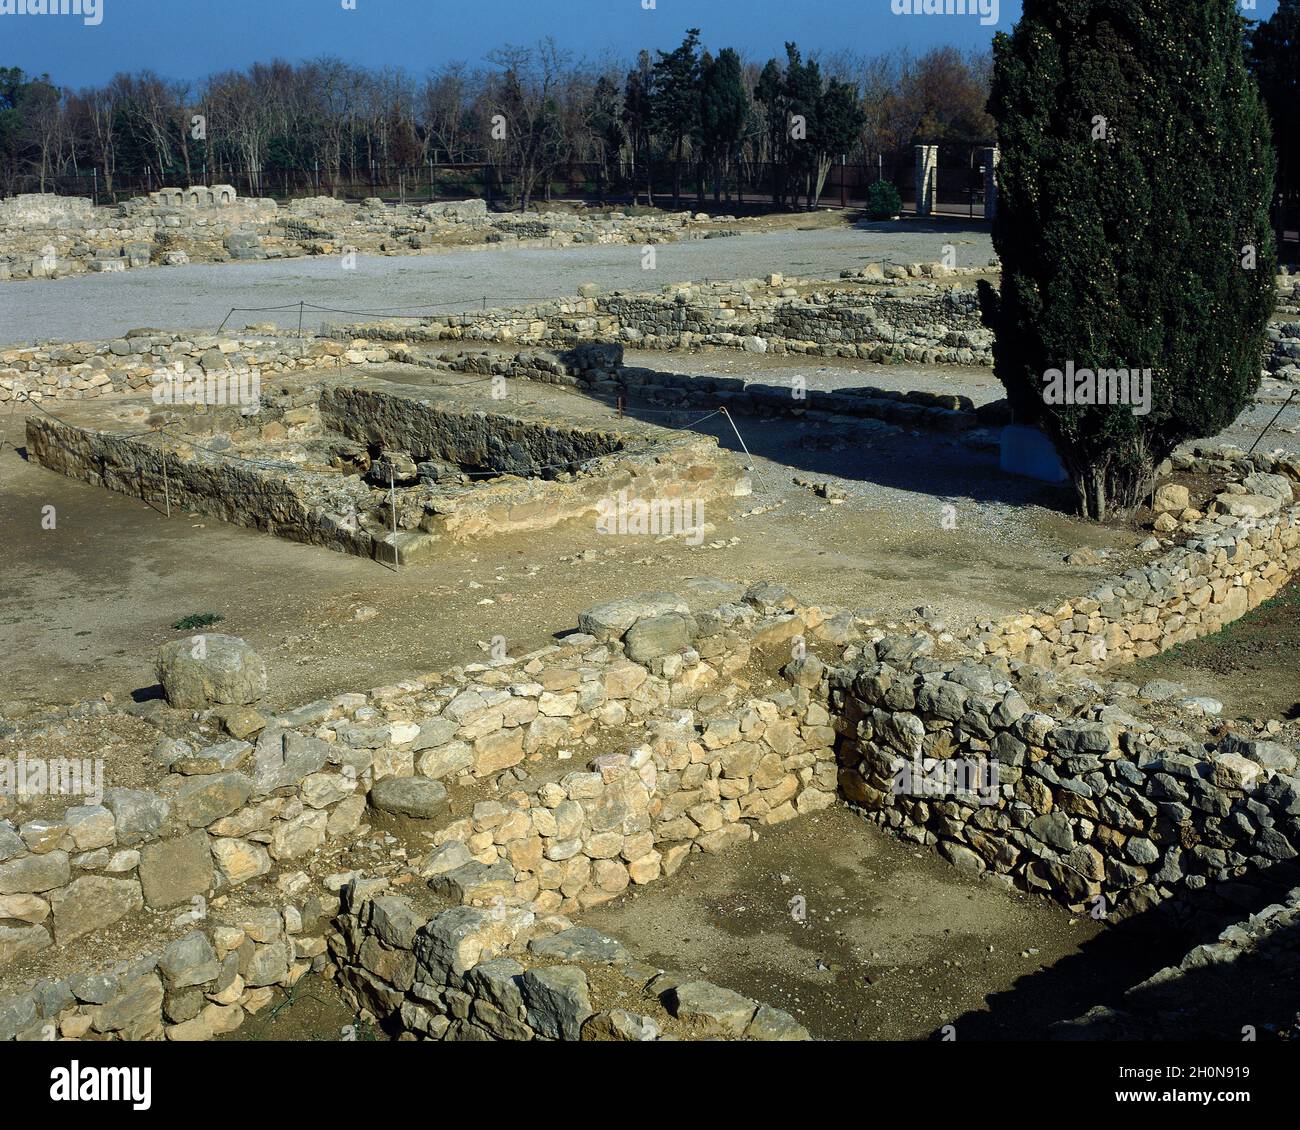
xmin=979 ymin=0 xmax=1276 ymax=518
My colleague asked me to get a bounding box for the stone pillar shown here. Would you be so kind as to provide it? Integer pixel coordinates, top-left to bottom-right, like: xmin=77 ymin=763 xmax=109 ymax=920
xmin=981 ymin=147 xmax=1000 ymax=221
xmin=914 ymin=145 xmax=937 ymax=217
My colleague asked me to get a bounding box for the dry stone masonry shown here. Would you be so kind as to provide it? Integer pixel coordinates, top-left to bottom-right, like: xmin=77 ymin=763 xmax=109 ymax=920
xmin=4 ymin=433 xmax=1300 ymax=1039
xmin=333 ymin=273 xmax=996 ymax=365
xmin=971 ymin=447 xmax=1300 ymax=670
xmin=0 ymin=580 xmax=850 ymax=1041
xmin=24 ymin=369 xmax=749 ymax=563
xmin=0 ymin=191 xmax=739 ymax=281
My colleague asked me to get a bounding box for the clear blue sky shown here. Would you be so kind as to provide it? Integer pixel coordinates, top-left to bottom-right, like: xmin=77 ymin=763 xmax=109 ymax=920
xmin=5 ymin=0 xmax=1040 ymax=88
xmin=7 ymin=0 xmax=1281 ymax=89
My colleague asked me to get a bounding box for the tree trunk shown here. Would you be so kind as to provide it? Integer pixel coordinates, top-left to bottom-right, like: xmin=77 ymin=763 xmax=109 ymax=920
xmin=1066 ymin=450 xmax=1151 ymax=520
xmin=672 ymin=138 xmax=683 ymax=209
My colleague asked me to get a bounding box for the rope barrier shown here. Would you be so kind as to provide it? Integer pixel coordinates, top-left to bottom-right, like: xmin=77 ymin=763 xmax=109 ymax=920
xmin=216 ymin=296 xmax=488 ymax=333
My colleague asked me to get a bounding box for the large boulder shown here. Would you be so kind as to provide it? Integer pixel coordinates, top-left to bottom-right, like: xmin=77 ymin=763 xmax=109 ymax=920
xmin=369 ymin=776 xmax=449 ymax=820
xmin=623 ymin=612 xmax=698 ymax=664
xmin=157 ymin=635 xmax=267 ymax=709
xmin=577 ymin=593 xmax=689 ymax=641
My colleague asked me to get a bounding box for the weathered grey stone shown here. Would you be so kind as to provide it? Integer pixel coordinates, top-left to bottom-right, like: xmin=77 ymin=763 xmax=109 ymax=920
xmin=157 ymin=634 xmax=267 ymax=708
xmin=464 ymin=957 xmax=526 ymax=1016
xmin=253 ymin=729 xmax=330 ymax=793
xmin=527 ymin=926 xmax=631 ymax=966
xmin=300 ymin=771 xmax=356 ymax=809
xmin=0 ymin=993 xmax=38 ymax=1041
xmin=138 ymin=830 xmax=212 ymax=908
xmin=414 ymin=905 xmax=527 ymax=981
xmin=0 ymin=850 xmax=69 ymax=895
xmin=173 ymin=772 xmax=254 ymax=828
xmin=69 ymin=970 xmax=120 ymax=1005
xmin=64 ymin=805 xmax=116 ymax=851
xmin=0 ymin=822 xmax=25 ymax=862
xmin=581 ymin=1008 xmax=660 ymax=1041
xmin=417 ymin=740 xmax=475 ymax=780
xmin=428 ymin=859 xmax=515 ymax=903
xmin=241 ymin=940 xmax=290 ymax=987
xmin=370 ymin=776 xmax=449 ymax=819
xmin=370 ymin=895 xmax=426 ymax=950
xmin=93 ymin=973 xmax=164 ymax=1039
xmin=0 ymin=923 xmax=52 ymax=967
xmin=1029 ymin=811 xmax=1075 ymax=852
xmin=520 ymin=965 xmax=593 ymax=1039
xmin=577 ymin=592 xmax=690 ymax=640
xmin=158 ymin=930 xmax=220 ymax=989
xmin=163 ymin=986 xmax=206 ymax=1024
xmin=624 ymin=612 xmax=698 ymax=663
xmin=33 ymin=977 xmax=74 ymax=1018
xmin=269 ymin=809 xmax=327 ymax=860
xmin=50 ymin=876 xmax=144 ymax=943
xmin=412 ymin=718 xmax=459 ymax=752
xmin=417 ymin=840 xmax=473 ymax=878
xmin=746 ymin=1003 xmax=812 ymax=1040
xmin=104 ymin=788 xmax=171 ymax=846
xmin=662 ymin=980 xmax=757 ymax=1036
xmin=173 ymin=739 xmax=252 ymax=775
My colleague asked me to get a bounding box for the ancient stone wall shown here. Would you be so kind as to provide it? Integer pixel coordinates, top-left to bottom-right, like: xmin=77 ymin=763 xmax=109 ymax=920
xmin=330 ymin=276 xmax=996 ymax=365
xmin=1267 ymin=279 xmax=1299 ymax=381
xmin=437 ymin=344 xmax=994 ymax=435
xmin=333 ymin=891 xmax=810 ymax=1041
xmin=320 ymin=384 xmax=626 ymax=474
xmin=825 ymin=450 xmax=1300 ymax=920
xmin=0 ymin=333 xmax=353 ymax=405
xmin=0 ymin=582 xmax=848 ymax=1040
xmin=969 ymin=449 xmax=1300 ymax=670
xmin=831 ymin=643 xmax=1300 ymax=919
xmin=24 ymin=381 xmax=748 ymax=561
xmin=0 ymin=191 xmax=733 ymax=281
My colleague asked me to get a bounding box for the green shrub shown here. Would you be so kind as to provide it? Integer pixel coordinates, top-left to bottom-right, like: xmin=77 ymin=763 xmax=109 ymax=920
xmin=864 ymin=180 xmax=901 ymax=221
xmin=172 ymin=612 xmax=224 ymax=631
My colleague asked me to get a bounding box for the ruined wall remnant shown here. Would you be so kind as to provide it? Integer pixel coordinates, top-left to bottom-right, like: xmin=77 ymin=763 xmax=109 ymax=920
xmin=25 ymin=376 xmax=748 ymax=562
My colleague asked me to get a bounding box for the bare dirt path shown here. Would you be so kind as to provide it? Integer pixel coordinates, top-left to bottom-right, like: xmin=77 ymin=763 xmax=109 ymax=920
xmin=0 ymin=221 xmax=993 ymax=346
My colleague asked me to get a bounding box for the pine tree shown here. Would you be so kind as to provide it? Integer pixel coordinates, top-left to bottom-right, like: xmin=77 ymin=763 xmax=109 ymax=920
xmin=782 ymin=45 xmax=821 ymax=209
xmin=810 ymin=78 xmax=866 ymax=206
xmin=652 ymin=28 xmax=702 ymax=210
xmin=979 ymin=0 xmax=1277 ymax=518
xmin=622 ymin=52 xmax=655 ymax=207
xmin=698 ymin=47 xmax=749 ymax=205
xmin=754 ymin=58 xmax=788 ymax=206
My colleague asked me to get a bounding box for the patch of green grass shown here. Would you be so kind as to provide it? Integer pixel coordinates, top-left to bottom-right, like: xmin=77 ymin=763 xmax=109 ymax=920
xmin=172 ymin=612 xmax=224 ymax=631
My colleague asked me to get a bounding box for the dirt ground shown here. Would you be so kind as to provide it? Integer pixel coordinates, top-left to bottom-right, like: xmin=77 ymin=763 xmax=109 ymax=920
xmin=582 ymin=805 xmax=1167 ymax=1041
xmin=219 ymin=972 xmax=373 ymax=1042
xmin=0 ymin=381 xmax=1133 ymax=713
xmin=1127 ymin=580 xmax=1300 ymax=722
